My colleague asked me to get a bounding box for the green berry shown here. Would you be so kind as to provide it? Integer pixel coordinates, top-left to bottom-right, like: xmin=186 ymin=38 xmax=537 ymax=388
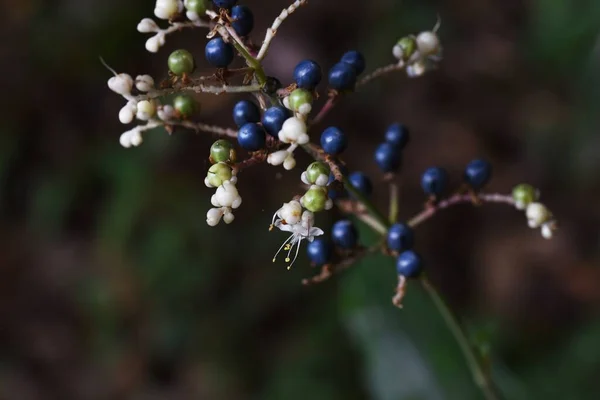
xmin=288 ymin=88 xmax=313 ymax=115
xmin=184 ymin=0 xmax=207 ymax=13
xmin=512 ymin=184 xmax=537 ymax=209
xmin=173 ymin=95 xmax=197 ymax=118
xmin=394 ymin=36 xmax=417 ymax=61
xmin=306 ymin=162 xmax=330 ymax=185
xmin=210 ymin=139 xmax=235 ymax=163
xmin=168 ymin=49 xmax=195 ymax=76
xmin=302 ymin=186 xmax=328 ymax=212
xmin=207 ymin=162 xmax=233 ymax=187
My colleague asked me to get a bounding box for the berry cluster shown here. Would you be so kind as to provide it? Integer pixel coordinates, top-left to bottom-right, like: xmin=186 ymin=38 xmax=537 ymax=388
xmin=106 ymin=0 xmax=556 ymax=306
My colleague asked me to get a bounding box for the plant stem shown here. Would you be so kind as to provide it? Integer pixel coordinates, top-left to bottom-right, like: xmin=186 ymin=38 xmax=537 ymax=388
xmin=421 ymin=277 xmax=502 ymax=400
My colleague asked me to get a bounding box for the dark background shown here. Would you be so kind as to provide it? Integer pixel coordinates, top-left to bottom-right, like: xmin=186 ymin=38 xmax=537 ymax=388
xmin=1 ymin=0 xmax=600 ymax=399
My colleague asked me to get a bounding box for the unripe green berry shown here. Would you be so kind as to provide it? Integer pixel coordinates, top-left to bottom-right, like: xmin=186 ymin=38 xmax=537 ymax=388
xmin=302 ymin=186 xmax=328 ymax=212
xmin=210 ymin=139 xmax=235 ymax=163
xmin=207 ymin=162 xmax=233 ymax=187
xmin=306 ymin=161 xmax=330 ymax=185
xmin=393 ymin=36 xmax=417 ymax=61
xmin=184 ymin=0 xmax=207 ymax=13
xmin=168 ymin=49 xmax=195 ymax=76
xmin=288 ymin=88 xmax=313 ymax=115
xmin=173 ymin=95 xmax=197 ymax=118
xmin=512 ymin=184 xmax=537 ymax=210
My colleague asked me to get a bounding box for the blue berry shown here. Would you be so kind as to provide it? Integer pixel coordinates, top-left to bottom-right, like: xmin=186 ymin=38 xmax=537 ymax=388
xmin=262 ymin=106 xmax=290 ymax=137
xmin=332 ymin=219 xmax=358 ymax=249
xmin=231 ymin=5 xmax=254 ymax=36
xmin=293 ymin=60 xmax=322 ymax=89
xmin=232 ymin=100 xmax=260 ymax=127
xmin=396 ymin=250 xmax=423 ymax=278
xmin=387 ymin=223 xmax=414 ymax=252
xmin=384 ymin=123 xmax=410 ymax=149
xmin=328 ymin=62 xmax=357 ymax=91
xmin=464 ymin=159 xmax=492 ymax=189
xmin=348 ymin=171 xmax=372 ymax=197
xmin=307 ymin=239 xmax=333 ymax=266
xmin=374 ymin=142 xmax=401 ymax=173
xmin=320 ymin=126 xmax=347 ymax=155
xmin=340 ymin=50 xmax=366 ymax=75
xmin=327 ymin=164 xmax=349 ymax=200
xmin=212 ymin=0 xmax=237 ymax=8
xmin=205 ymin=37 xmax=234 ymax=68
xmin=237 ymin=123 xmax=265 ymax=151
xmin=421 ymin=167 xmax=448 ymax=196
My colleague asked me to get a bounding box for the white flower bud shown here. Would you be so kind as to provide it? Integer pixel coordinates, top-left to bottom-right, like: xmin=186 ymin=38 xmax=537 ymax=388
xmin=154 ymin=0 xmax=183 ymax=20
xmin=526 ymin=202 xmax=550 ymax=228
xmin=315 ymin=174 xmax=329 ymax=187
xmin=206 ymin=207 xmax=224 ymax=226
xmin=267 ymin=150 xmax=289 ymax=166
xmin=296 ymin=133 xmax=309 ymax=145
xmin=157 ymin=105 xmax=176 ymax=121
xmin=119 ymin=131 xmax=133 ymax=148
xmin=300 ymin=171 xmax=310 ymax=185
xmin=186 ymin=11 xmax=200 ymax=21
xmin=119 ymin=102 xmax=137 ymax=124
xmin=280 ymin=200 xmax=302 ymax=225
xmin=301 ymin=210 xmax=315 ymax=227
xmin=136 ymin=100 xmax=156 ymax=120
xmin=392 ymin=44 xmax=404 ymax=60
xmin=515 ymin=200 xmax=526 ymax=210
xmin=145 ymin=35 xmax=163 ymax=53
xmin=406 ymin=61 xmax=426 ymax=78
xmin=130 ymin=130 xmax=143 ymax=147
xmin=325 ymin=198 xmax=333 ymax=210
xmin=298 ymin=103 xmax=312 ymax=115
xmin=283 ymin=155 xmax=296 ymax=170
xmin=137 ymin=18 xmax=159 ymax=33
xmin=283 ymin=96 xmax=291 ymax=110
xmin=223 ymin=210 xmax=235 ymax=224
xmin=278 ymin=117 xmax=306 ymax=144
xmin=135 ymin=75 xmax=155 ymax=92
xmin=214 ymin=180 xmax=240 ymax=208
xmin=541 ymin=223 xmax=553 ymax=239
xmin=108 ymin=73 xmax=133 ymax=95
xmin=416 ymin=31 xmax=440 ymax=57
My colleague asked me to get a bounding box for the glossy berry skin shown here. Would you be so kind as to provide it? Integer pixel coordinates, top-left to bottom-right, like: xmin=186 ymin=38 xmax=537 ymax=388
xmin=212 ymin=0 xmax=237 ymax=8
xmin=396 ymin=250 xmax=423 ymax=278
xmin=307 ymin=239 xmax=333 ymax=266
xmin=262 ymin=106 xmax=290 ymax=137
xmin=421 ymin=167 xmax=448 ymax=196
xmin=348 ymin=172 xmax=372 ymax=197
xmin=374 ymin=142 xmax=401 ymax=173
xmin=237 ymin=123 xmax=265 ymax=151
xmin=328 ymin=62 xmax=357 ymax=91
xmin=320 ymin=127 xmax=347 ymax=155
xmin=205 ymin=37 xmax=234 ymax=68
xmin=387 ymin=223 xmax=414 ymax=253
xmin=231 ymin=5 xmax=254 ymax=36
xmin=293 ymin=60 xmax=322 ymax=89
xmin=262 ymin=76 xmax=282 ymax=96
xmin=384 ymin=123 xmax=410 ymax=149
xmin=332 ymin=220 xmax=358 ymax=249
xmin=340 ymin=50 xmax=366 ymax=75
xmin=233 ymin=100 xmax=260 ymax=127
xmin=168 ymin=50 xmax=195 ymax=76
xmin=210 ymin=139 xmax=235 ymax=163
xmin=464 ymin=159 xmax=492 ymax=189
xmin=173 ymin=95 xmax=197 ymax=118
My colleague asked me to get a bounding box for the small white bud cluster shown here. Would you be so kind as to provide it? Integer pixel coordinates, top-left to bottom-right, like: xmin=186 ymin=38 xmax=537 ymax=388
xmin=154 ymin=0 xmax=184 ymax=20
xmin=525 ymin=202 xmax=557 ymax=240
xmin=393 ymin=27 xmax=442 ymax=78
xmin=205 ymin=174 xmax=242 ymax=226
xmin=266 ymin=117 xmax=311 ymax=170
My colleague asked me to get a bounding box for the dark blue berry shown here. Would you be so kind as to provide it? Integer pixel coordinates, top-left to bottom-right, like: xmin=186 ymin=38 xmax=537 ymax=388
xmin=327 ymin=164 xmax=349 ymax=200
xmin=205 ymin=37 xmax=234 ymax=68
xmin=262 ymin=76 xmax=282 ymax=96
xmin=293 ymin=60 xmax=322 ymax=89
xmin=237 ymin=123 xmax=265 ymax=151
xmin=212 ymin=0 xmax=237 ymax=8
xmin=262 ymin=106 xmax=290 ymax=137
xmin=340 ymin=50 xmax=366 ymax=75
xmin=348 ymin=171 xmax=372 ymax=197
xmin=307 ymin=239 xmax=333 ymax=266
xmin=231 ymin=5 xmax=254 ymax=36
xmin=320 ymin=126 xmax=347 ymax=155
xmin=328 ymin=62 xmax=357 ymax=91
xmin=396 ymin=250 xmax=423 ymax=278
xmin=387 ymin=223 xmax=414 ymax=252
xmin=374 ymin=142 xmax=401 ymax=173
xmin=464 ymin=159 xmax=492 ymax=189
xmin=232 ymin=100 xmax=260 ymax=127
xmin=421 ymin=167 xmax=448 ymax=196
xmin=384 ymin=123 xmax=410 ymax=149
xmin=332 ymin=219 xmax=358 ymax=249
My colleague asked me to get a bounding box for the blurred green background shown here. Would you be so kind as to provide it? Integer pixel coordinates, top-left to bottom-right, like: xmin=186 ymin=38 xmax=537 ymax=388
xmin=1 ymin=0 xmax=600 ymax=399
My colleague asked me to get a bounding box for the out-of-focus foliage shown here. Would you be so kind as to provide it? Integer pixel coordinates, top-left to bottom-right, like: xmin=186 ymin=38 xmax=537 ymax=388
xmin=0 ymin=0 xmax=599 ymax=399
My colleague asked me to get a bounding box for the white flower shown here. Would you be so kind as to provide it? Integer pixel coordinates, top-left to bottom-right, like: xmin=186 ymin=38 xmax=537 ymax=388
xmin=526 ymin=202 xmax=550 ymax=228
xmin=206 ymin=207 xmax=224 ymax=226
xmin=108 ymin=73 xmax=133 ymax=95
xmin=278 ymin=117 xmax=309 ymax=145
xmin=271 ymin=200 xmax=303 ymax=226
xmin=137 ymin=18 xmax=159 ymax=33
xmin=119 ymin=101 xmax=137 ymax=124
xmin=267 ymin=150 xmax=289 ymax=166
xmin=136 ymin=100 xmax=157 ymax=121
xmin=154 ymin=0 xmax=183 ymax=20
xmin=271 ymin=209 xmax=324 ymax=269
xmin=211 ymin=180 xmax=242 ymax=209
xmin=135 ymin=75 xmax=155 ymax=92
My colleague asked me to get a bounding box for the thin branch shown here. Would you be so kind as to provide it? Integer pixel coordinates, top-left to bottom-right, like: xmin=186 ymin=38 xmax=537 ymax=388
xmin=168 ymin=120 xmax=238 ymax=138
xmin=357 ymin=62 xmax=405 ymax=87
xmin=137 ymin=83 xmax=262 ymax=100
xmin=257 ymin=0 xmax=308 ymax=61
xmin=389 ymin=181 xmax=399 ymax=223
xmin=310 ymin=95 xmax=337 ymax=126
xmin=408 ymin=193 xmax=515 ymax=228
